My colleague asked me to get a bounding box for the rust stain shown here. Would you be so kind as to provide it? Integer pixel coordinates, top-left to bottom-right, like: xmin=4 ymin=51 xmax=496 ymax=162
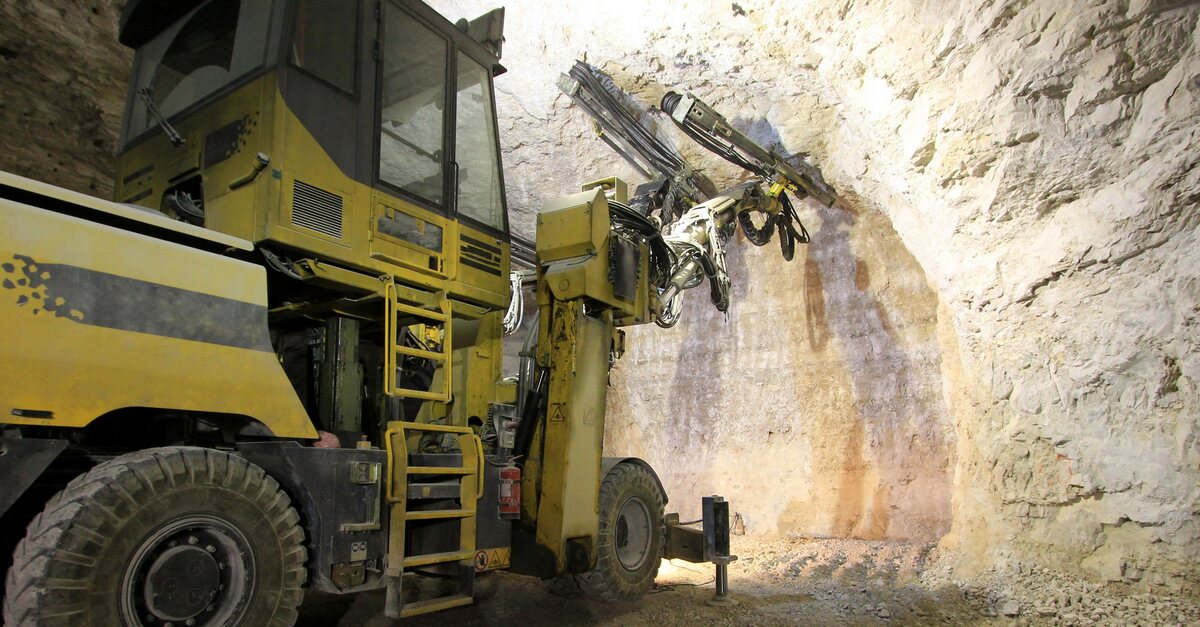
xmin=804 ymin=257 xmax=829 ymax=351
xmin=832 ymin=418 xmax=866 ymax=537
xmin=854 ymin=259 xmax=871 ymax=291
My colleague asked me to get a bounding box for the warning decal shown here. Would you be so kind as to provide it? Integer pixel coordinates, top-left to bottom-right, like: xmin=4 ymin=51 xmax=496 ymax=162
xmin=474 ymin=547 xmax=512 ymax=572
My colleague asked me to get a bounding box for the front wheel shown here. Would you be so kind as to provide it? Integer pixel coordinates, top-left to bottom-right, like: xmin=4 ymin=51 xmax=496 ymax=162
xmin=3 ymin=447 xmax=307 ymax=627
xmin=549 ymin=462 xmax=665 ymax=602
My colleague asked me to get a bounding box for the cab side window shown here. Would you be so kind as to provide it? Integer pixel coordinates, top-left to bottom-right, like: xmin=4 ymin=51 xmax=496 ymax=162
xmin=290 ymin=0 xmax=358 ymax=94
xmin=378 ymin=6 xmax=447 ymax=208
xmin=454 ymin=52 xmax=505 ymax=232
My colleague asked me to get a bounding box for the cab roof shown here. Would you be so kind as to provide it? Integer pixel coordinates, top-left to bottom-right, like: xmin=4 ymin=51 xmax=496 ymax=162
xmin=120 ymin=0 xmax=506 ymax=75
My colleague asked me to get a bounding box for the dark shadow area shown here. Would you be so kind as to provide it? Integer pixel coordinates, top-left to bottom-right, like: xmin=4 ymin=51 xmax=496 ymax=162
xmin=800 ymin=192 xmax=952 ymax=539
xmin=804 ymin=257 xmax=829 ymax=351
xmin=660 ymin=232 xmax=751 ymax=501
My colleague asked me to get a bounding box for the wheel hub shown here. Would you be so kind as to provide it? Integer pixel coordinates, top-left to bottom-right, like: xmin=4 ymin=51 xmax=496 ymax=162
xmin=144 ymin=545 xmax=220 ymax=621
xmin=615 ymin=497 xmax=652 ymax=571
xmin=120 ymin=515 xmax=255 ymax=627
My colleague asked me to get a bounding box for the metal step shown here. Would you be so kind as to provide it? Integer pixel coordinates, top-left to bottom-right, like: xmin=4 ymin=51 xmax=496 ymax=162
xmin=403 ymin=550 xmax=475 ymax=568
xmin=407 ymin=482 xmax=463 ymax=500
xmin=404 ymin=509 xmax=472 ymax=520
xmin=400 ymin=593 xmax=473 ymax=618
xmin=407 ymin=465 xmax=473 ymax=475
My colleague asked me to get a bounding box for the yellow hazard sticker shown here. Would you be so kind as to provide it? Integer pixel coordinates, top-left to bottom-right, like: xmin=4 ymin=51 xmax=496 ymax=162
xmin=474 ymin=547 xmax=512 ymax=572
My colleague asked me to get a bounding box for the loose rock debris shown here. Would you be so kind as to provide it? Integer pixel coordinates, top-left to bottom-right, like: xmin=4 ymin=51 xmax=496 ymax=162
xmin=298 ymin=537 xmax=1200 ymax=626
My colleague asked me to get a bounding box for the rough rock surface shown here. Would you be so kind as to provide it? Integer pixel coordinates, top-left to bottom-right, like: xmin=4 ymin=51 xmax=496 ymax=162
xmin=0 ymin=1 xmax=129 ymax=196
xmin=298 ymin=537 xmax=1200 ymax=625
xmin=0 ymin=0 xmax=1195 ymax=602
xmin=429 ymin=0 xmax=1200 ymax=594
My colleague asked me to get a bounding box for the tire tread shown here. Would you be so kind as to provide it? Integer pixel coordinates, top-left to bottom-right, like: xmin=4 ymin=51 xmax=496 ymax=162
xmin=3 ymin=447 xmax=307 ymax=627
xmin=547 ymin=463 xmax=665 ymax=603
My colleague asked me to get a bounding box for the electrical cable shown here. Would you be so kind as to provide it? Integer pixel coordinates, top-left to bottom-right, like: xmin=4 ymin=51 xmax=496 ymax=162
xmin=260 ymin=248 xmax=303 ymax=280
xmin=564 ymin=62 xmax=706 ymax=219
xmin=502 ymin=271 xmax=525 ymax=335
xmin=649 ymin=578 xmax=717 ymax=594
xmin=610 ymin=199 xmax=675 ymax=286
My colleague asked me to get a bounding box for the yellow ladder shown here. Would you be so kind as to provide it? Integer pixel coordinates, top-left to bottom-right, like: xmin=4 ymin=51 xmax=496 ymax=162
xmin=384 ymin=279 xmax=452 ymax=402
xmin=383 ymin=420 xmax=483 ymax=619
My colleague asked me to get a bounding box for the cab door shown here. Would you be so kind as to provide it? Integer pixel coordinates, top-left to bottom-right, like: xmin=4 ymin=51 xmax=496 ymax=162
xmin=278 ymin=0 xmax=363 ymax=253
xmin=370 ymin=3 xmax=452 ymax=279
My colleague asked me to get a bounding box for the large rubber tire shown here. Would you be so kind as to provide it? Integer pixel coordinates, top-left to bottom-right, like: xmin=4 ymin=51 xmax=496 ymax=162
xmin=549 ymin=463 xmax=665 ymax=602
xmin=3 ymin=447 xmax=307 ymax=627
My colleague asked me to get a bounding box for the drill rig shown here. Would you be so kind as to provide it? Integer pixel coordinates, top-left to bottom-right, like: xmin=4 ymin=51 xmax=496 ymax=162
xmin=556 ymin=61 xmax=836 ymax=330
xmin=0 ymin=3 xmax=834 ymax=626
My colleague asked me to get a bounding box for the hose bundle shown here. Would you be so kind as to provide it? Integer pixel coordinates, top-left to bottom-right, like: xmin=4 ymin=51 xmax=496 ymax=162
xmin=563 ymin=62 xmax=704 ymax=220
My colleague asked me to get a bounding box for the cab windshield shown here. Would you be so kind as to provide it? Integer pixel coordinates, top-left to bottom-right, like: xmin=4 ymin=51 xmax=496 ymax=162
xmin=122 ymin=0 xmax=272 ymax=146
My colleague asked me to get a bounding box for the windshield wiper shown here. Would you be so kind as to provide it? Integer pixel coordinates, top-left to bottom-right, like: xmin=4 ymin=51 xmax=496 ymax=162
xmin=137 ymin=87 xmax=186 ymax=148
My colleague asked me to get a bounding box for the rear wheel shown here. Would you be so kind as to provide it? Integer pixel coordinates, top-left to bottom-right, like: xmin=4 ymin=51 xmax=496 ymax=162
xmin=548 ymin=463 xmax=665 ymax=602
xmin=3 ymin=447 xmax=307 ymax=627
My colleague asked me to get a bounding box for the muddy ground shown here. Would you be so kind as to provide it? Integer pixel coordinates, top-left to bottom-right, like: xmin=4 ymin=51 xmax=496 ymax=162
xmin=297 ymin=537 xmax=1200 ymax=626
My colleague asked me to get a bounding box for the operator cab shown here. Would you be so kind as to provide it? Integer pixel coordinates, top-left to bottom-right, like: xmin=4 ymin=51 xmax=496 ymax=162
xmin=114 ymin=0 xmax=511 ymax=309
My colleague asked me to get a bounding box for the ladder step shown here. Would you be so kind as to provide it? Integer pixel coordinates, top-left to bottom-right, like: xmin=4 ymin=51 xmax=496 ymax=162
xmin=403 ymin=550 xmax=475 ymax=568
xmin=395 ymin=300 xmax=449 ymax=322
xmin=405 ymin=509 xmax=472 ymax=520
xmin=408 ymin=483 xmax=463 ymax=500
xmin=407 ymin=466 xmax=473 ymax=475
xmin=400 ymin=422 xmax=474 ymax=434
xmin=395 ymin=345 xmax=447 ymax=361
xmin=399 ymin=593 xmax=473 ymax=618
xmin=391 ymin=389 xmax=450 ymax=402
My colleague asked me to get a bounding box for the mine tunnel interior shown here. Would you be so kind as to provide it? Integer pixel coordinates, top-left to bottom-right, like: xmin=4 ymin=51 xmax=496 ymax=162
xmin=0 ymin=0 xmax=1196 ymax=625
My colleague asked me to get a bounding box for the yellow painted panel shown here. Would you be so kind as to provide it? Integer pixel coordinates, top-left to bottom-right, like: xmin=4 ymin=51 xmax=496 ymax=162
xmin=0 ymin=200 xmax=315 ymax=438
xmin=2 ymin=200 xmax=264 ymax=304
xmin=535 ymin=300 xmax=610 ymax=568
xmin=1 ymin=171 xmax=250 ymax=252
xmin=0 ymin=317 xmax=315 ymax=438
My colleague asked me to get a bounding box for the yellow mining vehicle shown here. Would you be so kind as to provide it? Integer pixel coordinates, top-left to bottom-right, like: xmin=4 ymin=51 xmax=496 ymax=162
xmin=0 ymin=1 xmax=835 ymax=625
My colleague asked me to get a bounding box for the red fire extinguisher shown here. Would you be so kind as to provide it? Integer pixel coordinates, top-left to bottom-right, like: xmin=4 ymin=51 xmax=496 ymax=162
xmin=498 ymin=461 xmax=521 ymax=520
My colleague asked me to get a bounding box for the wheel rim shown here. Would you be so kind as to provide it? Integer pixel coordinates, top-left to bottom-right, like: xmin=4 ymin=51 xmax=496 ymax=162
xmin=119 ymin=514 xmax=256 ymax=627
xmin=614 ymin=496 xmax=652 ymax=571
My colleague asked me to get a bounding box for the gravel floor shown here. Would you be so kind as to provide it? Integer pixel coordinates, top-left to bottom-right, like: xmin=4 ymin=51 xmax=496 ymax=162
xmin=297 ymin=537 xmax=1200 ymax=626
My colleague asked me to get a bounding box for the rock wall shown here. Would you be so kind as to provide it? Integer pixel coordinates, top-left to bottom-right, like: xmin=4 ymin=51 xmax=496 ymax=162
xmin=797 ymin=0 xmax=1200 ymax=593
xmin=430 ymin=0 xmax=1200 ymax=592
xmin=0 ymin=1 xmax=129 ymax=196
xmin=602 ymin=201 xmax=955 ymax=542
xmin=2 ymin=0 xmax=1194 ymax=594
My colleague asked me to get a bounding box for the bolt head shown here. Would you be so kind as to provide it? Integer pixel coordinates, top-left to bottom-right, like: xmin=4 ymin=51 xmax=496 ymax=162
xmin=205 ymin=545 xmax=216 ymax=553
xmin=187 ymin=536 xmax=199 ymax=545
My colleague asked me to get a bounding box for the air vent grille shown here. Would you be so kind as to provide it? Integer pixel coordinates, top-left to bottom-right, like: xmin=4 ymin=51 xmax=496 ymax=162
xmin=291 ymin=180 xmax=343 ymax=238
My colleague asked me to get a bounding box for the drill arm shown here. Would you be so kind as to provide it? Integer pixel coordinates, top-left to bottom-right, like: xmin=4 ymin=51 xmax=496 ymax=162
xmin=659 ymin=91 xmax=837 ymax=206
xmin=654 ymin=181 xmax=762 ymax=325
xmin=558 ymin=62 xmax=838 ymax=328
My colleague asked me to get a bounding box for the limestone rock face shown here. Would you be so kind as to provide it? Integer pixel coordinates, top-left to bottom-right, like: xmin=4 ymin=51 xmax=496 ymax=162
xmin=430 ymin=0 xmax=1200 ymax=591
xmin=0 ymin=0 xmax=1194 ymax=594
xmin=0 ymin=1 xmax=129 ymax=196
